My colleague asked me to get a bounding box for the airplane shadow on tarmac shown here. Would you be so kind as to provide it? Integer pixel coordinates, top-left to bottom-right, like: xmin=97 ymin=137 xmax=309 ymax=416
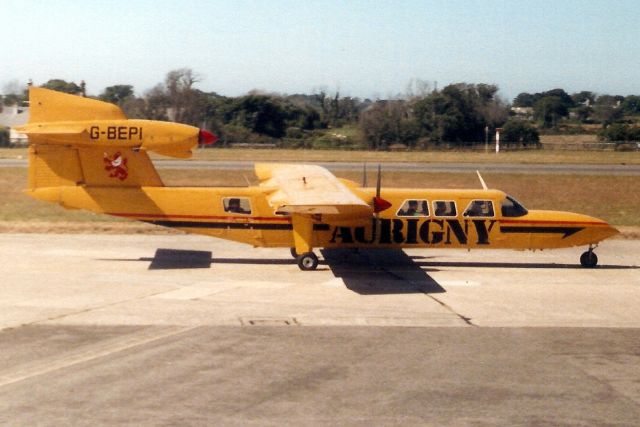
xmin=319 ymin=248 xmax=446 ymax=295
xmin=135 ymin=248 xmax=446 ymax=295
xmin=107 ymin=248 xmax=637 ymax=296
xmin=126 ymin=249 xmax=293 ymax=269
xmin=408 ymin=256 xmax=639 ymax=270
xmin=130 ymin=249 xmax=638 ymax=272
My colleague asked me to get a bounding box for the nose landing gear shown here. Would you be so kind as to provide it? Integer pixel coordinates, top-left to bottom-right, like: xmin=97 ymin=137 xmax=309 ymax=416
xmin=580 ymin=245 xmax=598 ymax=268
xmin=297 ymin=252 xmax=319 ymax=271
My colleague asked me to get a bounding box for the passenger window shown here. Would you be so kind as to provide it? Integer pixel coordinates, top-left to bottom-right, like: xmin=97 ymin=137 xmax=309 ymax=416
xmin=463 ymin=200 xmax=495 ymax=217
xmin=397 ymin=199 xmax=429 ymax=217
xmin=501 ymin=196 xmax=528 ymax=217
xmin=433 ymin=200 xmax=457 ymax=217
xmin=223 ymin=197 xmax=252 ymax=215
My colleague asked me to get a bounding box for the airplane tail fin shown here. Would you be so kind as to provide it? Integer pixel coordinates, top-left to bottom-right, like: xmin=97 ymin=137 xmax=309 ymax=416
xmin=28 ymin=87 xmax=127 ymax=123
xmin=25 ymin=87 xmax=164 ymax=190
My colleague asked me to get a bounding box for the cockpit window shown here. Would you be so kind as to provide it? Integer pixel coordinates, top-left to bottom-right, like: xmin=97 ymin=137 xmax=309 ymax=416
xmin=501 ymin=196 xmax=528 ymax=217
xmin=463 ymin=200 xmax=495 ymax=217
xmin=433 ymin=200 xmax=457 ymax=217
xmin=397 ymin=199 xmax=429 ymax=217
xmin=223 ymin=197 xmax=252 ymax=215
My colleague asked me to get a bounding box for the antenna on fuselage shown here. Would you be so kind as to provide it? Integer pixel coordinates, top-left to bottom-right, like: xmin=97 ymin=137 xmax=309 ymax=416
xmin=476 ymin=170 xmax=488 ymax=190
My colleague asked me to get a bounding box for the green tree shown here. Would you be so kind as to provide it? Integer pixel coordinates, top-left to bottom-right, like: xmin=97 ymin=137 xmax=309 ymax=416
xmin=359 ymin=100 xmax=418 ymax=149
xmin=221 ymin=95 xmax=287 ymax=138
xmin=140 ymin=84 xmax=170 ymax=120
xmin=41 ymin=79 xmax=82 ymax=95
xmin=2 ymin=80 xmax=28 ymax=106
xmin=622 ymin=95 xmax=640 ymax=115
xmin=99 ymin=85 xmax=134 ymax=105
xmin=282 ymin=103 xmax=322 ymax=130
xmin=515 ymin=88 xmax=573 ymax=110
xmin=573 ymin=104 xmax=593 ymax=122
xmin=0 ymin=127 xmax=9 ymax=147
xmin=308 ymin=90 xmax=366 ymax=128
xmin=513 ymin=92 xmax=535 ymax=107
xmin=533 ymin=96 xmax=568 ymax=127
xmin=412 ymin=83 xmax=503 ymax=144
xmin=501 ymin=119 xmax=540 ymax=146
xmin=543 ymin=88 xmax=574 ymax=108
xmin=571 ymin=91 xmax=596 ymax=106
xmin=592 ymin=95 xmax=624 ymax=126
xmin=598 ymin=124 xmax=640 ymax=142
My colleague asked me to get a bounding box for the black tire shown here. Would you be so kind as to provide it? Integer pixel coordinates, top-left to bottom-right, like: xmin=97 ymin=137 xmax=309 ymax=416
xmin=290 ymin=247 xmax=298 ymax=258
xmin=580 ymin=251 xmax=598 ymax=268
xmin=297 ymin=252 xmax=319 ymax=271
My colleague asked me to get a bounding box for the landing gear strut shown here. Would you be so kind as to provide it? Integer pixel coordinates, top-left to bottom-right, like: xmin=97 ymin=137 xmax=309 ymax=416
xmin=297 ymin=252 xmax=319 ymax=271
xmin=580 ymin=245 xmax=598 ymax=268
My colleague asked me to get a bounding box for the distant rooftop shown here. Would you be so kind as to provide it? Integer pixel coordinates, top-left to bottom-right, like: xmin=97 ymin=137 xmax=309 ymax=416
xmin=0 ymin=105 xmax=29 ymax=128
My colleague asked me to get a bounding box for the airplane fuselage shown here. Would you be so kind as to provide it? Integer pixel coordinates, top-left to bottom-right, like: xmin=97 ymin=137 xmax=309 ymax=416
xmin=28 ymin=185 xmax=618 ymax=252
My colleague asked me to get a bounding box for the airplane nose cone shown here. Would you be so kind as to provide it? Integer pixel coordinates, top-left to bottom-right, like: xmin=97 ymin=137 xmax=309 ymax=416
xmin=601 ymin=224 xmax=620 ymax=240
xmin=198 ymin=129 xmax=218 ymax=145
xmin=583 ymin=219 xmax=619 ymax=244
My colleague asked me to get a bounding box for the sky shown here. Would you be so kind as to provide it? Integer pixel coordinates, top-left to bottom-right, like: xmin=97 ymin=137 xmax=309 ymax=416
xmin=2 ymin=0 xmax=639 ymax=101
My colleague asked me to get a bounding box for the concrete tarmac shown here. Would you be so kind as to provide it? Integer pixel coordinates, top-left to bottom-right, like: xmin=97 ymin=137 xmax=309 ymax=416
xmin=1 ymin=233 xmax=640 ymax=425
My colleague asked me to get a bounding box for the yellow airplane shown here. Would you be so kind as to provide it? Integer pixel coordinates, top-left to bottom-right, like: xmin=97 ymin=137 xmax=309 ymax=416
xmin=17 ymin=87 xmax=618 ymax=270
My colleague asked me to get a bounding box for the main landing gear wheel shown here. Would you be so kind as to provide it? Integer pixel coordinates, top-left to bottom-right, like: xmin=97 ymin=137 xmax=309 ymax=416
xmin=297 ymin=252 xmax=319 ymax=271
xmin=580 ymin=250 xmax=598 ymax=268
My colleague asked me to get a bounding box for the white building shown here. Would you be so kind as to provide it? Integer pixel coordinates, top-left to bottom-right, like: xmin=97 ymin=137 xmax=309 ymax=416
xmin=510 ymin=106 xmax=533 ymax=117
xmin=0 ymin=104 xmax=29 ymax=145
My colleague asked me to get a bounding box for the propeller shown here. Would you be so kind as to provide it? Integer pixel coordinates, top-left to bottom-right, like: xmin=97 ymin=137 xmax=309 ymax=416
xmin=372 ymin=164 xmax=391 ymax=214
xmin=362 ymin=162 xmax=367 ymax=187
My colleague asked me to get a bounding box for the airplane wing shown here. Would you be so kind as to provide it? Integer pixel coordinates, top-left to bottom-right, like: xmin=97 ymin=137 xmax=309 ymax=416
xmin=255 ymin=163 xmax=372 ymax=218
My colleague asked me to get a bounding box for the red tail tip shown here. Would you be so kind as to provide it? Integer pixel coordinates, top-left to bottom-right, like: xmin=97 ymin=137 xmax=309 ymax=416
xmin=373 ymin=196 xmax=392 ymax=213
xmin=198 ymin=129 xmax=218 ymax=145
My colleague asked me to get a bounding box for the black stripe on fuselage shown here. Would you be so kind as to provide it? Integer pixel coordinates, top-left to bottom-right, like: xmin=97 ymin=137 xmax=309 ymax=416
xmin=145 ymin=220 xmax=334 ymax=231
xmin=145 ymin=220 xmax=332 ymax=231
xmin=145 ymin=220 xmax=293 ymax=230
xmin=145 ymin=220 xmax=335 ymax=231
xmin=500 ymin=226 xmax=584 ymax=238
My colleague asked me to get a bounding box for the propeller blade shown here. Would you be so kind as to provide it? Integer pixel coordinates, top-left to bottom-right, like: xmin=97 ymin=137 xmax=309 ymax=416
xmin=376 ymin=164 xmax=381 ymax=198
xmin=372 ymin=164 xmax=391 ymax=213
xmin=362 ymin=162 xmax=367 ymax=187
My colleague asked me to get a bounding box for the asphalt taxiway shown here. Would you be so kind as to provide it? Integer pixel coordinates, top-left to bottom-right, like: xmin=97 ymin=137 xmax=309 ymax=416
xmin=1 ymin=233 xmax=639 ymax=425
